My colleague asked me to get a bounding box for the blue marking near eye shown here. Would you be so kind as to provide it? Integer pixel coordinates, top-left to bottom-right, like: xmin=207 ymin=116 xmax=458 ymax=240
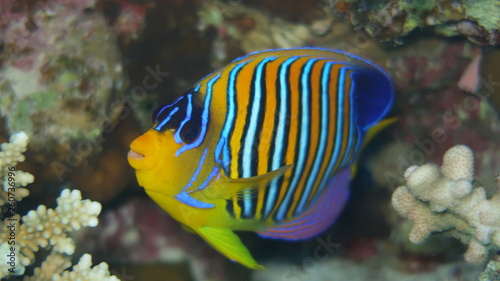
xmin=154 ymin=107 xmax=179 ymax=131
xmin=175 ymin=148 xmax=215 ymax=209
xmin=176 ymin=73 xmax=221 ymax=157
xmin=154 ymin=96 xmax=184 ymax=123
xmin=175 ymin=192 xmax=214 ymax=209
xmin=174 ymin=94 xmax=193 ymax=144
xmin=190 ymin=166 xmax=220 ymax=192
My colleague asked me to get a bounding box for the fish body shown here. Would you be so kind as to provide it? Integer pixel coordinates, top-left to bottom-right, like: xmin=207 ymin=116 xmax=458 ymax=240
xmin=128 ymin=48 xmax=394 ymax=269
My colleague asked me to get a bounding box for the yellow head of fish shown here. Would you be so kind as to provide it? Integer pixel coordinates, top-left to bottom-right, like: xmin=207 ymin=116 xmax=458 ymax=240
xmin=128 ymin=89 xmax=223 ymax=217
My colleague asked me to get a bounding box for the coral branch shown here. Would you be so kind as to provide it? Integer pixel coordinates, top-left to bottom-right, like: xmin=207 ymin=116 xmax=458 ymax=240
xmin=392 ymin=145 xmax=500 ymax=265
xmin=0 ymin=132 xmax=120 ymax=280
xmin=0 ymin=131 xmax=33 ymax=205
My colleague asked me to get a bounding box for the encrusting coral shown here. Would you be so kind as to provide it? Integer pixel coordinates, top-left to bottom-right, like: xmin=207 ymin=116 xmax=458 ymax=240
xmin=0 ymin=132 xmax=120 ymax=280
xmin=392 ymin=145 xmax=500 ymax=265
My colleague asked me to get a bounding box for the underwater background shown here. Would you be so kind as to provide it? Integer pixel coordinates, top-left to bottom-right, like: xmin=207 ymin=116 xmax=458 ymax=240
xmin=1 ymin=0 xmax=500 ymax=280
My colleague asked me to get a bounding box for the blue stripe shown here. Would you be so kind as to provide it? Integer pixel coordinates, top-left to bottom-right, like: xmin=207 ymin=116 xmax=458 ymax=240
xmin=175 ymin=147 xmax=214 ymax=208
xmin=231 ymin=47 xmax=393 ymax=125
xmin=276 ymin=58 xmax=316 ymax=221
xmin=296 ymin=61 xmax=331 ymax=213
xmin=316 ymin=66 xmax=347 ymax=196
xmin=215 ymin=61 xmax=252 ymax=171
xmin=176 ymin=73 xmax=221 ymax=157
xmin=241 ymin=57 xmax=276 ymax=177
xmin=174 ymin=94 xmax=193 ymax=144
xmin=155 ymin=107 xmax=179 ymax=131
xmin=190 ymin=166 xmax=220 ymax=193
xmin=264 ymin=56 xmax=299 ymax=217
xmin=153 ymin=95 xmax=184 ymax=124
xmin=342 ymin=71 xmax=356 ymax=166
xmin=241 ymin=57 xmax=275 ymax=217
xmin=354 ymin=126 xmax=363 ymax=159
xmin=181 ymin=147 xmax=208 ymax=192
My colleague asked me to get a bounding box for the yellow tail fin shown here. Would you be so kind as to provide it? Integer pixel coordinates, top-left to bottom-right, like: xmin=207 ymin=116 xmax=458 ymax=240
xmin=351 ymin=117 xmax=398 ymax=176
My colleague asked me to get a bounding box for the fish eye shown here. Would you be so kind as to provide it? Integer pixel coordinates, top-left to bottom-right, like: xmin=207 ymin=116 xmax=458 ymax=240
xmin=179 ymin=120 xmax=201 ymax=144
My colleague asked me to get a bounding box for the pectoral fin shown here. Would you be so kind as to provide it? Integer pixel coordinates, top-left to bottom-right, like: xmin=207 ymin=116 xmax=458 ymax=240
xmin=200 ymin=164 xmax=293 ymax=200
xmin=196 ymin=227 xmax=265 ymax=270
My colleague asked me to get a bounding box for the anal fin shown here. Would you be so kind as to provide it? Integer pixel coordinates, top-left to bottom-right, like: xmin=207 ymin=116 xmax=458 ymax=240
xmin=196 ymin=227 xmax=265 ymax=270
xmin=258 ymin=168 xmax=351 ymax=240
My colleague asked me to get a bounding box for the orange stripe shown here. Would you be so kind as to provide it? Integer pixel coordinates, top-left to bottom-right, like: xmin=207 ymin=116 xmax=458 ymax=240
xmin=254 ymin=57 xmax=286 ymax=220
xmin=232 ymin=196 xmax=241 ymax=219
xmin=205 ymin=71 xmax=230 ymax=139
xmin=267 ymin=57 xmax=308 ymax=220
xmin=228 ymin=59 xmax=258 ymax=178
xmin=306 ymin=63 xmax=341 ymax=204
xmin=287 ymin=59 xmax=325 ymax=217
xmin=228 ymin=59 xmax=262 ymax=218
xmin=332 ymin=68 xmax=353 ymax=173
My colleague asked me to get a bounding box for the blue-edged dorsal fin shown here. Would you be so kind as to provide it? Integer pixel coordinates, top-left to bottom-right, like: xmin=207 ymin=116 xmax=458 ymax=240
xmin=199 ymin=164 xmax=293 ymax=200
xmin=257 ymin=167 xmax=351 ymax=240
xmin=195 ymin=227 xmax=265 ymax=270
xmin=351 ymin=67 xmax=394 ymax=130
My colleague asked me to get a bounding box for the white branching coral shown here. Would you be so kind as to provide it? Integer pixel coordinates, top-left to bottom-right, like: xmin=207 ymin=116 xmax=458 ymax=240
xmin=0 ymin=132 xmax=120 ymax=280
xmin=0 ymin=131 xmax=33 ymax=204
xmin=392 ymin=145 xmax=500 ymax=265
xmin=0 ymin=189 xmax=103 ymax=270
xmin=24 ymin=253 xmax=120 ymax=281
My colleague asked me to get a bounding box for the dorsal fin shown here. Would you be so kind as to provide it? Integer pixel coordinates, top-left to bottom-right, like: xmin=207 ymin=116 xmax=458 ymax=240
xmin=351 ymin=67 xmax=394 ymax=130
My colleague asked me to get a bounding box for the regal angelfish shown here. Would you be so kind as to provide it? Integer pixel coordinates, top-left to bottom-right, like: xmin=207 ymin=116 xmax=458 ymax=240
xmin=128 ymin=48 xmax=394 ymax=269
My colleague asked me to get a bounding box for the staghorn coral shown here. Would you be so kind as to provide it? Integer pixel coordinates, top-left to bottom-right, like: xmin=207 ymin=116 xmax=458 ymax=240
xmin=0 ymin=131 xmax=33 ymax=205
xmin=9 ymin=189 xmax=102 ymax=268
xmin=24 ymin=253 xmax=119 ymax=281
xmin=0 ymin=132 xmax=120 ymax=280
xmin=392 ymin=145 xmax=500 ymax=265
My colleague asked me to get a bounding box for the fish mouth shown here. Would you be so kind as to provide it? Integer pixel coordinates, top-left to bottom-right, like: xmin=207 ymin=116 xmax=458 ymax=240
xmin=127 ymin=132 xmax=156 ymax=170
xmin=127 ymin=149 xmax=145 ymax=160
